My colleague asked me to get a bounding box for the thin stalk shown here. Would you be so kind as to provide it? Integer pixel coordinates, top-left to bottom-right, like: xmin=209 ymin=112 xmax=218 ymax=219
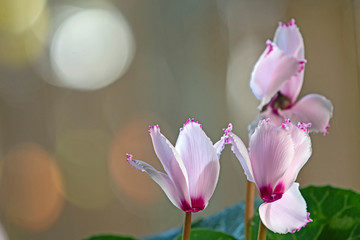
xmin=182 ymin=212 xmax=192 ymax=240
xmin=245 ymin=181 xmax=255 ymax=240
xmin=257 ymin=219 xmax=267 ymax=240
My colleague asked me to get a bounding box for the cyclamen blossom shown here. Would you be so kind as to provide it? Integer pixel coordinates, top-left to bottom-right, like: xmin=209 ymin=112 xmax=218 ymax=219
xmin=127 ymin=119 xmax=225 ymax=212
xmin=225 ymin=119 xmax=312 ymax=234
xmin=249 ymin=19 xmax=333 ymax=135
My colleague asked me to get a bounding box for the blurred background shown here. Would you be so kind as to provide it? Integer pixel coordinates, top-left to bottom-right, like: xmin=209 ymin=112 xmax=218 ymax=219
xmin=0 ymin=0 xmax=359 ymax=239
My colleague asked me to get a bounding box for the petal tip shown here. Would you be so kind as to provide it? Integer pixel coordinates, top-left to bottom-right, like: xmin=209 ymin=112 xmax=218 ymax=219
xmin=323 ymin=124 xmax=330 ymax=136
xmin=297 ymin=122 xmax=312 ymax=133
xmin=255 ymin=118 xmax=272 ymax=131
xmin=126 ymin=154 xmax=144 ymax=171
xmin=291 ymin=212 xmax=313 ymax=233
xmin=223 ymin=123 xmax=233 ymax=144
xmin=181 ymin=118 xmax=202 ymax=131
xmin=263 ymin=118 xmax=271 ymax=125
xmin=281 ymin=119 xmax=292 ymax=130
xmin=279 ymin=18 xmax=296 ymax=28
xmin=148 ymin=124 xmax=160 ymax=133
xmin=126 ymin=153 xmax=133 ymax=161
xmin=266 ymin=40 xmax=274 ymax=55
xmin=298 ymin=60 xmax=306 ymax=73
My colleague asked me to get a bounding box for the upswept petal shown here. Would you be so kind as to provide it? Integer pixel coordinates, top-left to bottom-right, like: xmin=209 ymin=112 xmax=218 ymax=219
xmin=279 ymin=93 xmax=333 ymax=134
xmin=175 ymin=119 xmax=219 ymax=201
xmin=274 ymin=19 xmax=304 ymax=61
xmin=126 ymin=154 xmax=182 ymax=209
xmin=248 ymin=108 xmax=285 ymax=138
xmin=249 ymin=120 xmax=294 ymax=190
xmin=274 ymin=19 xmax=305 ymax=102
xmin=226 ymin=131 xmax=254 ymax=182
xmin=280 ymin=121 xmax=312 ymax=191
xmin=259 ymin=182 xmax=312 ymax=234
xmin=250 ymin=40 xmax=301 ymax=109
xmin=149 ymin=125 xmax=190 ymax=204
xmin=213 ymin=123 xmax=233 ymax=159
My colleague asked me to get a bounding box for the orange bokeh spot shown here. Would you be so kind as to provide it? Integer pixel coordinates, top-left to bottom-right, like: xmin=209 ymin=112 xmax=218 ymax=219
xmin=109 ymin=119 xmax=174 ymax=206
xmin=0 ymin=142 xmax=64 ymax=231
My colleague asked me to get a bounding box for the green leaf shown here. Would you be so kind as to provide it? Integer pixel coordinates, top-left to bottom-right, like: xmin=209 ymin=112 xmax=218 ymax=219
xmin=250 ymin=185 xmax=360 ymax=240
xmin=174 ymin=228 xmax=236 ymax=240
xmin=143 ymin=199 xmax=262 ymax=240
xmin=83 ymin=186 xmax=360 ymax=240
xmin=83 ymin=235 xmax=137 ymax=240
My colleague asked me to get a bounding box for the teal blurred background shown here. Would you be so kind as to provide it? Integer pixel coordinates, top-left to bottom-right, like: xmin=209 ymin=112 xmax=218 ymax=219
xmin=0 ymin=0 xmax=359 ymax=239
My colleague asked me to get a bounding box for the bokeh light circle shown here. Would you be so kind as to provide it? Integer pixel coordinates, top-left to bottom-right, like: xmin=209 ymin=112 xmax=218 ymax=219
xmin=0 ymin=0 xmax=48 ymax=66
xmin=50 ymin=7 xmax=135 ymax=90
xmin=0 ymin=0 xmax=46 ymax=33
xmin=0 ymin=142 xmax=64 ymax=231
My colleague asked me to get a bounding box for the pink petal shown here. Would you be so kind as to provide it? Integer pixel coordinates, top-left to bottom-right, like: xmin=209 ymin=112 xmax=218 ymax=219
xmin=280 ymin=122 xmax=312 ymax=191
xmin=279 ymin=70 xmax=305 ymax=104
xmin=126 ymin=154 xmax=182 ymax=209
xmin=248 ymin=108 xmax=285 ymax=137
xmin=259 ymin=182 xmax=312 ymax=234
xmin=250 ymin=41 xmax=301 ymax=109
xmin=175 ymin=119 xmax=219 ymax=206
xmin=279 ymin=93 xmax=334 ymax=134
xmin=149 ymin=125 xmax=191 ymax=205
xmin=274 ymin=19 xmax=306 ymax=102
xmin=250 ymin=120 xmax=294 ymax=191
xmin=226 ymin=131 xmax=254 ymax=182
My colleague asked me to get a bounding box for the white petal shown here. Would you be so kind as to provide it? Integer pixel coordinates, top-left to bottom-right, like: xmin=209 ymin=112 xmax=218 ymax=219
xmin=226 ymin=131 xmax=254 ymax=182
xmin=250 ymin=41 xmax=301 ymax=109
xmin=175 ymin=119 xmax=219 ymax=205
xmin=191 ymin=160 xmax=220 ymax=212
xmin=259 ymin=183 xmax=312 ymax=234
xmin=279 ymin=93 xmax=333 ymax=134
xmin=149 ymin=125 xmax=191 ymax=205
xmin=126 ymin=154 xmax=182 ymax=209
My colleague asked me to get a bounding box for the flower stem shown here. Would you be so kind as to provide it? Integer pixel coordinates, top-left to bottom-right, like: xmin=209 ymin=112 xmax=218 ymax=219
xmin=257 ymin=219 xmax=267 ymax=240
xmin=245 ymin=181 xmax=255 ymax=240
xmin=182 ymin=212 xmax=192 ymax=240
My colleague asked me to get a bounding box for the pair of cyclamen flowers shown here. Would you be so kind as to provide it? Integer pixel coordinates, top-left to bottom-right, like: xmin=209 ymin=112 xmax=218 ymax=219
xmin=127 ymin=118 xmax=312 ymax=234
xmin=127 ymin=19 xmax=333 ymax=235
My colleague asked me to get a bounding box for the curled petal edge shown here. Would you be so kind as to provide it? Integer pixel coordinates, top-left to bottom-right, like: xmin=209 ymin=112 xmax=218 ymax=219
xmin=259 ymin=182 xmax=312 ymax=234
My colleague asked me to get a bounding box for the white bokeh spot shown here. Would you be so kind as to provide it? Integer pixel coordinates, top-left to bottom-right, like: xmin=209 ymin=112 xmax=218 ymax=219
xmin=50 ymin=7 xmax=134 ymax=90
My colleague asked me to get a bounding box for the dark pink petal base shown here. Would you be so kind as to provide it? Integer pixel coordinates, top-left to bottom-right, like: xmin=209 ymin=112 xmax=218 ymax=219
xmin=180 ymin=197 xmax=205 ymax=213
xmin=260 ymin=182 xmax=285 ymax=203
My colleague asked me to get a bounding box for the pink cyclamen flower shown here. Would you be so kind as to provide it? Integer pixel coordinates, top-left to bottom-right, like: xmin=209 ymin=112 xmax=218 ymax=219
xmin=225 ymin=119 xmax=312 ymax=234
xmin=249 ymin=19 xmax=333 ymax=135
xmin=127 ymin=119 xmax=225 ymax=212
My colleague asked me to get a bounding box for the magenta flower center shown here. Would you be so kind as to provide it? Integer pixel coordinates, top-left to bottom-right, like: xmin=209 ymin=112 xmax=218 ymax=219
xmin=260 ymin=182 xmax=285 ymax=203
xmin=180 ymin=197 xmax=205 ymax=213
